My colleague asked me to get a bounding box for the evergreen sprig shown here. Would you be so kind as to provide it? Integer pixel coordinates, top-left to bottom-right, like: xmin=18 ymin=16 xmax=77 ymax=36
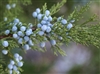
xmin=50 ymin=0 xmax=66 ymax=15
xmin=0 ymin=0 xmax=99 ymax=74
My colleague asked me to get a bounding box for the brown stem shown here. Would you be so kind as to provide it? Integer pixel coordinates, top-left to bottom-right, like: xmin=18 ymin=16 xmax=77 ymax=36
xmin=0 ymin=26 xmax=37 ymax=40
xmin=0 ymin=34 xmax=12 ymax=40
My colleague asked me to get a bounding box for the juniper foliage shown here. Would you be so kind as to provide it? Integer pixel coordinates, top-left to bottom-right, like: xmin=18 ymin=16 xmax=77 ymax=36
xmin=0 ymin=0 xmax=100 ymax=74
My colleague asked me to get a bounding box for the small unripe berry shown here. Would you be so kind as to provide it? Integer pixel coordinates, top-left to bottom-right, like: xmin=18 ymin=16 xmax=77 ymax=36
xmin=2 ymin=41 xmax=9 ymax=47
xmin=38 ymin=31 xmax=44 ymax=36
xmin=25 ymin=30 xmax=32 ymax=36
xmin=10 ymin=60 xmax=15 ymax=65
xmin=41 ymin=25 xmax=47 ymax=31
xmin=28 ymin=39 xmax=34 ymax=46
xmin=5 ymin=30 xmax=10 ymax=35
xmin=6 ymin=4 xmax=11 ymax=10
xmin=47 ymin=23 xmax=52 ymax=27
xmin=61 ymin=19 xmax=67 ymax=25
xmin=20 ymin=26 xmax=26 ymax=32
xmin=14 ymin=18 xmax=20 ymax=23
xmin=2 ymin=50 xmax=8 ymax=55
xmin=67 ymin=23 xmax=73 ymax=29
xmin=17 ymin=31 xmax=24 ymax=37
xmin=11 ymin=3 xmax=16 ymax=8
xmin=17 ymin=62 xmax=23 ymax=67
xmin=37 ymin=23 xmax=42 ymax=28
xmin=58 ymin=36 xmax=63 ymax=40
xmin=12 ymin=26 xmax=17 ymax=32
xmin=28 ymin=29 xmax=32 ymax=32
xmin=15 ymin=57 xmax=19 ymax=62
xmin=23 ymin=44 xmax=30 ymax=50
xmin=8 ymin=64 xmax=13 ymax=70
xmin=13 ymin=33 xmax=18 ymax=39
xmin=13 ymin=65 xmax=17 ymax=71
xmin=37 ymin=14 xmax=43 ymax=20
xmin=40 ymin=42 xmax=45 ymax=48
xmin=41 ymin=20 xmax=46 ymax=25
xmin=14 ymin=53 xmax=19 ymax=58
xmin=4 ymin=17 xmax=7 ymax=21
xmin=48 ymin=16 xmax=52 ymax=21
xmin=9 ymin=70 xmax=12 ymax=74
xmin=45 ymin=10 xmax=50 ymax=16
xmin=18 ymin=38 xmax=23 ymax=44
xmin=24 ymin=36 xmax=30 ymax=42
xmin=43 ymin=16 xmax=48 ymax=21
xmin=32 ymin=12 xmax=37 ymax=18
xmin=18 ymin=22 xmax=22 ymax=26
xmin=57 ymin=17 xmax=62 ymax=22
xmin=36 ymin=8 xmax=40 ymax=13
xmin=18 ymin=56 xmax=23 ymax=60
xmin=70 ymin=20 xmax=75 ymax=23
xmin=29 ymin=23 xmax=33 ymax=28
xmin=50 ymin=40 xmax=56 ymax=45
xmin=46 ymin=26 xmax=51 ymax=33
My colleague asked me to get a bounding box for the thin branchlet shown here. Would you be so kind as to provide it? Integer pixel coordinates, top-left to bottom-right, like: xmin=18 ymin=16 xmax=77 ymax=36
xmin=0 ymin=0 xmax=100 ymax=74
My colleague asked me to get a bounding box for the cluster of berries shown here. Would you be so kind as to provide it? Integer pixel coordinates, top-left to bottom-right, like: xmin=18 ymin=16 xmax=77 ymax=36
xmin=32 ymin=8 xmax=53 ymax=35
xmin=8 ymin=53 xmax=23 ymax=74
xmin=6 ymin=3 xmax=16 ymax=10
xmin=32 ymin=8 xmax=74 ymax=47
xmin=2 ymin=18 xmax=34 ymax=74
xmin=2 ymin=4 xmax=75 ymax=74
xmin=4 ymin=3 xmax=16 ymax=21
xmin=5 ymin=18 xmax=34 ymax=50
xmin=2 ymin=41 xmax=23 ymax=74
xmin=32 ymin=8 xmax=57 ymax=47
xmin=57 ymin=17 xmax=74 ymax=30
